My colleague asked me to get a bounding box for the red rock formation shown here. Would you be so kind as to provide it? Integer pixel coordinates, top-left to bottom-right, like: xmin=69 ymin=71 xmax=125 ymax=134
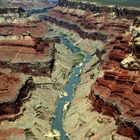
xmin=0 ymin=128 xmax=25 ymax=140
xmin=89 ymin=35 xmax=140 ymax=140
xmin=133 ymin=81 xmax=140 ymax=94
xmin=0 ymin=11 xmax=55 ymax=139
xmin=0 ymin=41 xmax=54 ymax=75
xmin=45 ymin=7 xmax=131 ymax=38
xmin=0 ymin=19 xmax=55 ymax=76
xmin=0 ymin=17 xmax=54 ymax=120
xmin=0 ymin=72 xmax=20 ymax=103
xmin=0 ymin=71 xmax=35 ymax=120
xmin=0 ymin=20 xmax=47 ymax=37
xmin=44 ymin=8 xmax=140 ymax=139
xmin=109 ymin=49 xmax=126 ymax=62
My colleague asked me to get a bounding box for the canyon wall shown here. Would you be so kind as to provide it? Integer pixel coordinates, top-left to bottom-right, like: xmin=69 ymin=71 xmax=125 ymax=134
xmin=40 ymin=15 xmax=107 ymax=41
xmin=89 ymin=33 xmax=140 ymax=140
xmin=58 ymin=0 xmax=140 ymax=19
xmin=41 ymin=6 xmax=131 ymax=42
xmin=46 ymin=4 xmax=140 ymax=139
xmin=0 ymin=72 xmax=35 ymax=121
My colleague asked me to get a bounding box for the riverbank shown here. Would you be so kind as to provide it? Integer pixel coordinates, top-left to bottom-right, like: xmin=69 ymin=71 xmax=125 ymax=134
xmin=45 ymin=22 xmax=105 ymax=54
xmin=63 ymin=46 xmax=132 ymax=140
xmin=45 ymin=22 xmax=134 ymax=140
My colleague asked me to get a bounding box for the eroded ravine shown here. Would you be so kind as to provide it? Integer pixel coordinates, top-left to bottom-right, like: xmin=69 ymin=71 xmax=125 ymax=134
xmin=52 ymin=36 xmax=92 ymax=140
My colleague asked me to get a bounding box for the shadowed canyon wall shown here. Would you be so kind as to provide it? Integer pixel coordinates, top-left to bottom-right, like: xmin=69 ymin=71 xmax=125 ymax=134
xmin=58 ymin=0 xmax=140 ymax=19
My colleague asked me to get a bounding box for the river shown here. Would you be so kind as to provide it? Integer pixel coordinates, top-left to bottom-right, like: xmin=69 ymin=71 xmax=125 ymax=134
xmin=52 ymin=36 xmax=92 ymax=140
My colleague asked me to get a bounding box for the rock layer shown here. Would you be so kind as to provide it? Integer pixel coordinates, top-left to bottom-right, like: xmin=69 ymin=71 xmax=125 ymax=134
xmin=40 ymin=6 xmax=131 ymax=41
xmin=58 ymin=0 xmax=140 ymax=19
xmin=0 ymin=71 xmax=35 ymax=120
xmin=0 ymin=18 xmax=56 ymax=76
xmin=89 ymin=35 xmax=140 ymax=140
xmin=0 ymin=13 xmax=57 ymax=120
xmin=40 ymin=5 xmax=140 ymax=139
xmin=0 ymin=37 xmax=55 ymax=76
xmin=0 ymin=128 xmax=25 ymax=140
xmin=0 ymin=4 xmax=58 ymax=139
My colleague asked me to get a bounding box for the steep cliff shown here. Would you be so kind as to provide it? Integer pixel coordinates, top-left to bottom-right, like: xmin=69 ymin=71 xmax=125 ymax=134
xmin=41 ymin=15 xmax=107 ymax=41
xmin=0 ymin=72 xmax=35 ymax=120
xmin=58 ymin=0 xmax=140 ymax=19
xmin=40 ymin=6 xmax=131 ymax=42
xmin=0 ymin=17 xmax=56 ymax=76
xmin=89 ymin=34 xmax=140 ymax=140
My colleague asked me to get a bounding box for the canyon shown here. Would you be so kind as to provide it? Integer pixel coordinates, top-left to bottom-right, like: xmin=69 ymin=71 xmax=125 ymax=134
xmin=0 ymin=0 xmax=139 ymax=140
xmin=42 ymin=1 xmax=140 ymax=140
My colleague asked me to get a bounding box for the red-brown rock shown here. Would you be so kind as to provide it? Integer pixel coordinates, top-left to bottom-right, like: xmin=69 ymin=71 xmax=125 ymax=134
xmin=0 ymin=71 xmax=35 ymax=120
xmin=89 ymin=35 xmax=140 ymax=140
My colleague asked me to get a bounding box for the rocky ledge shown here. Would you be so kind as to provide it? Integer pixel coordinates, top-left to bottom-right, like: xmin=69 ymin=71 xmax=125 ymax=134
xmin=0 ymin=70 xmax=35 ymax=120
xmin=58 ymin=0 xmax=140 ymax=19
xmin=0 ymin=16 xmax=56 ymax=76
xmin=40 ymin=6 xmax=131 ymax=41
xmin=0 ymin=34 xmax=56 ymax=76
xmin=89 ymin=34 xmax=140 ymax=140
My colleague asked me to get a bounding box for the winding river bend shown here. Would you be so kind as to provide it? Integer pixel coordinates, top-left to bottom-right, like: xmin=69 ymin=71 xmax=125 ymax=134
xmin=52 ymin=36 xmax=92 ymax=140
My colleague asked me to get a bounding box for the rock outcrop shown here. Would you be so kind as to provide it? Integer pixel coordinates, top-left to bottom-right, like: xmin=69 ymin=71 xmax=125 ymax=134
xmin=0 ymin=35 xmax=56 ymax=76
xmin=89 ymin=35 xmax=140 ymax=140
xmin=0 ymin=5 xmax=58 ymax=140
xmin=121 ymin=26 xmax=140 ymax=71
xmin=40 ymin=6 xmax=131 ymax=41
xmin=41 ymin=15 xmax=107 ymax=41
xmin=0 ymin=17 xmax=56 ymax=76
xmin=0 ymin=71 xmax=35 ymax=120
xmin=0 ymin=7 xmax=25 ymax=14
xmin=134 ymin=17 xmax=140 ymax=27
xmin=58 ymin=0 xmax=140 ymax=19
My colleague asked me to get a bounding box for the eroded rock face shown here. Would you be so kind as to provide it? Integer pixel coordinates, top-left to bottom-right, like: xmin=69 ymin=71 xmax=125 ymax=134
xmin=89 ymin=35 xmax=140 ymax=140
xmin=40 ymin=4 xmax=140 ymax=139
xmin=121 ymin=27 xmax=140 ymax=71
xmin=0 ymin=17 xmax=56 ymax=76
xmin=0 ymin=13 xmax=57 ymax=120
xmin=58 ymin=0 xmax=140 ymax=19
xmin=0 ymin=36 xmax=55 ymax=76
xmin=0 ymin=128 xmax=25 ymax=139
xmin=0 ymin=71 xmax=35 ymax=120
xmin=0 ymin=6 xmax=58 ymax=139
xmin=134 ymin=17 xmax=140 ymax=27
xmin=58 ymin=0 xmax=67 ymax=6
xmin=41 ymin=15 xmax=107 ymax=41
xmin=41 ymin=6 xmax=131 ymax=41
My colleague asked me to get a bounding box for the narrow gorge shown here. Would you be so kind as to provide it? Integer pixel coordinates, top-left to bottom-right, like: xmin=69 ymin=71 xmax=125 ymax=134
xmin=0 ymin=0 xmax=139 ymax=140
